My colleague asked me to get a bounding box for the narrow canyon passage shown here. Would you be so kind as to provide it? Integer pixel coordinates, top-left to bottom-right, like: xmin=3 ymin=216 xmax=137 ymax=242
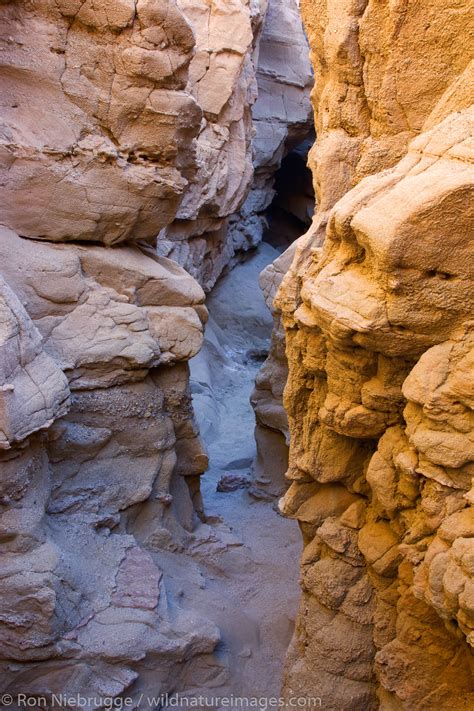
xmin=1 ymin=0 xmax=473 ymax=708
xmin=158 ymin=244 xmax=301 ymax=701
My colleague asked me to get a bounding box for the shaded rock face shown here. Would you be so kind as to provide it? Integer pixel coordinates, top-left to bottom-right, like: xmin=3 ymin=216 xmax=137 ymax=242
xmin=158 ymin=0 xmax=313 ymax=291
xmin=243 ymin=0 xmax=313 ymax=498
xmin=228 ymin=0 xmax=313 ymax=262
xmin=250 ymin=246 xmax=293 ymax=496
xmin=0 ymin=221 xmax=216 ymax=697
xmin=266 ymin=2 xmax=474 ymax=707
xmin=0 ymin=0 xmax=239 ymax=699
xmin=262 ymin=135 xmax=315 ymax=252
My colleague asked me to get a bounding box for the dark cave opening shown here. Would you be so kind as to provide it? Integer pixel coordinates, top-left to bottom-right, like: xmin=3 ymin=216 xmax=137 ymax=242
xmin=263 ymin=131 xmax=316 ymax=252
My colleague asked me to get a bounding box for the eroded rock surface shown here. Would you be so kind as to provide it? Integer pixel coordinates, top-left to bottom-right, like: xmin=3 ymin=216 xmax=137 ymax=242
xmin=0 ymin=0 xmax=201 ymax=245
xmin=228 ymin=0 xmax=313 ymax=263
xmin=251 ymin=246 xmax=293 ymax=495
xmin=272 ymin=9 xmax=474 ymax=707
xmin=0 ymin=0 xmax=313 ymax=702
xmin=0 ymin=0 xmax=220 ymax=700
xmin=0 ymin=222 xmax=217 ymax=698
xmin=158 ymin=0 xmax=313 ymax=290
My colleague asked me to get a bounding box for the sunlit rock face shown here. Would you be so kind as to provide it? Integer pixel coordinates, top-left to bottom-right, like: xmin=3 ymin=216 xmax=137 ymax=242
xmin=275 ymin=8 xmax=474 ymax=705
xmin=253 ymin=0 xmax=474 ymax=484
xmin=301 ymin=0 xmax=474 ymax=243
xmin=0 ymin=0 xmax=217 ymax=699
xmin=157 ymin=0 xmax=313 ymax=291
xmin=0 ymin=0 xmax=202 ymax=245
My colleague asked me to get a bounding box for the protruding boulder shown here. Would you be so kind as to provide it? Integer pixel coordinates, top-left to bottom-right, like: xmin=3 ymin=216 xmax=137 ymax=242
xmin=0 ymin=277 xmax=70 ymax=449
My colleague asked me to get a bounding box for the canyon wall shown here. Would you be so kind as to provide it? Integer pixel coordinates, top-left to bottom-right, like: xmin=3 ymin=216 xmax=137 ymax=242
xmin=273 ymin=1 xmax=474 ymax=708
xmin=229 ymin=0 xmax=313 ymax=260
xmin=0 ymin=0 xmax=310 ymax=701
xmin=0 ymin=0 xmax=216 ymax=698
xmin=157 ymin=0 xmax=313 ymax=290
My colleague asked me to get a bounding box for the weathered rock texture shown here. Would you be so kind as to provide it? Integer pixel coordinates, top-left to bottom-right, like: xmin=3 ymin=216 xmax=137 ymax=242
xmin=248 ymin=0 xmax=314 ymax=494
xmin=0 ymin=0 xmax=202 ymax=245
xmin=228 ymin=0 xmax=313 ymax=261
xmin=251 ymin=246 xmax=293 ymax=495
xmin=0 ymin=0 xmax=225 ymax=700
xmin=272 ymin=2 xmax=474 ymax=707
xmin=0 ymin=0 xmax=313 ymax=701
xmin=0 ymin=221 xmax=218 ymax=698
xmin=157 ymin=0 xmax=313 ymax=290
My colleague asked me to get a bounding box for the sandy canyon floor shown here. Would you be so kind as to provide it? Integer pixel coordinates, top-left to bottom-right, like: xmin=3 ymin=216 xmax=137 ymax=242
xmin=157 ymin=244 xmax=301 ymax=704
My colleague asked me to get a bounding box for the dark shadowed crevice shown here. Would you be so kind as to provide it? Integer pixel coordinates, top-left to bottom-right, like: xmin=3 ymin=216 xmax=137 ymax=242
xmin=263 ymin=132 xmax=315 ymax=252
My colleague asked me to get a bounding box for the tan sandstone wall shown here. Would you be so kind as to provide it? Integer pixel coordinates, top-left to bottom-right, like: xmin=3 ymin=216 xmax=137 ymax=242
xmin=0 ymin=0 xmax=313 ymax=701
xmin=272 ymin=2 xmax=474 ymax=709
xmin=0 ymin=0 xmax=218 ymax=698
xmin=158 ymin=0 xmax=313 ymax=290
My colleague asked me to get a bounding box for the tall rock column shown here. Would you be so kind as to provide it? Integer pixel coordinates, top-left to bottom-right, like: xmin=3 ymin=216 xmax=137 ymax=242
xmin=156 ymin=0 xmax=267 ymax=290
xmin=272 ymin=2 xmax=474 ymax=708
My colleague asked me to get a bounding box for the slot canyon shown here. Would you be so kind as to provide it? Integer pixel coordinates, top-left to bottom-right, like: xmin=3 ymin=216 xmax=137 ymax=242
xmin=0 ymin=0 xmax=473 ymax=709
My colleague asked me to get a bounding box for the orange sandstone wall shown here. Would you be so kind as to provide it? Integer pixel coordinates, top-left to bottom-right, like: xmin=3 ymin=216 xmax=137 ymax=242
xmin=276 ymin=2 xmax=474 ymax=708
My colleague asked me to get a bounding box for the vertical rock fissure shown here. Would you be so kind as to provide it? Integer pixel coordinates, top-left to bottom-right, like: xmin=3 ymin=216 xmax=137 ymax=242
xmin=262 ymin=132 xmax=315 ymax=253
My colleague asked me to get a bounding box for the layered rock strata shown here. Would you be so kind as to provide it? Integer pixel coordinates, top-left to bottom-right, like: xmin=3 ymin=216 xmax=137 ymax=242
xmin=0 ymin=0 xmax=313 ymax=699
xmin=0 ymin=0 xmax=214 ymax=700
xmin=272 ymin=3 xmax=474 ymax=707
xmin=158 ymin=0 xmax=313 ymax=290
